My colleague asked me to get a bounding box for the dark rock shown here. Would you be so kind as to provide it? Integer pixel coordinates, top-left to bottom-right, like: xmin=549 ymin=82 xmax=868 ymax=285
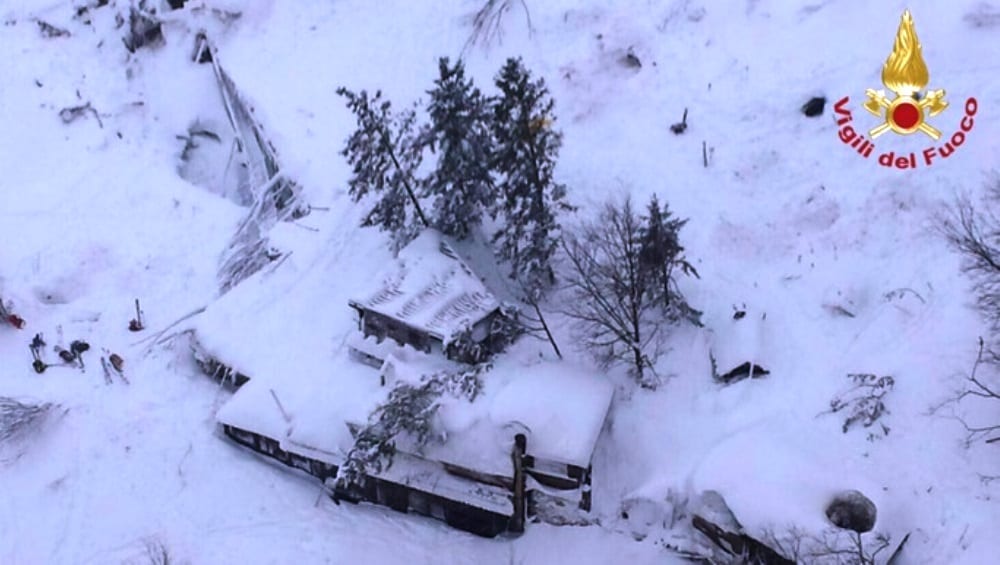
xmin=826 ymin=490 xmax=877 ymax=533
xmin=802 ymin=96 xmax=826 ymax=117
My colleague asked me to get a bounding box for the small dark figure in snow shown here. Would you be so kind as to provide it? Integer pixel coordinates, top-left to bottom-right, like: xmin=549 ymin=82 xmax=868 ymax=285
xmin=30 ymin=333 xmax=46 ymax=351
xmin=70 ymin=340 xmax=89 ymax=367
xmin=128 ymin=298 xmax=144 ymax=332
xmin=1 ymin=299 xmax=25 ymax=329
xmin=109 ymin=353 xmax=124 ymax=373
xmin=29 ymin=334 xmax=48 ymax=373
xmin=670 ymin=108 xmax=688 ymax=135
xmin=56 ymin=346 xmax=77 ymax=364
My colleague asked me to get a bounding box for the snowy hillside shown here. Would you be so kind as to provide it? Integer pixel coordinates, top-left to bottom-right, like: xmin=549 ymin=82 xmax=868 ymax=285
xmin=1 ymin=0 xmax=998 ymax=563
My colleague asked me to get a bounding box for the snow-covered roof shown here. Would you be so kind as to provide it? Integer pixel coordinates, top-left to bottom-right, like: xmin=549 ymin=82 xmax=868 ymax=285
xmin=426 ymin=358 xmax=615 ymax=475
xmin=215 ymin=353 xmax=614 ymax=483
xmin=348 ymin=229 xmax=501 ymax=342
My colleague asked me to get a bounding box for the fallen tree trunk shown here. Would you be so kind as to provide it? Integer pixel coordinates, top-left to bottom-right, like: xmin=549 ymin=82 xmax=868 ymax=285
xmin=692 ymin=514 xmax=794 ymax=565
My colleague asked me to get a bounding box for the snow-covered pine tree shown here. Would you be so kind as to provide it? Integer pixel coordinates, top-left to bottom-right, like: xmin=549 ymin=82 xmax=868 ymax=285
xmin=490 ymin=57 xmax=569 ymax=298
xmin=422 ymin=58 xmax=495 ymax=240
xmin=338 ymin=88 xmax=428 ymax=249
xmin=638 ymin=194 xmax=702 ymax=326
xmin=334 ymin=363 xmax=489 ymax=489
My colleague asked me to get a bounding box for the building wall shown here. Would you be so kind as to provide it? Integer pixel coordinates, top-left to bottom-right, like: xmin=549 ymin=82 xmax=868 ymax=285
xmin=359 ymin=310 xmax=435 ymax=354
xmin=221 ymin=424 xmax=512 ymax=538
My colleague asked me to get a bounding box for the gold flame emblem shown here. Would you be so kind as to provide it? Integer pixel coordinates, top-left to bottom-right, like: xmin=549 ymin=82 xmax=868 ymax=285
xmin=863 ymin=10 xmax=948 ymax=139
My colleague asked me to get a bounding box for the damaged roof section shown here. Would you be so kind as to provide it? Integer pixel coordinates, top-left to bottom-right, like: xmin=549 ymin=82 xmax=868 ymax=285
xmin=192 ymin=33 xmax=308 ymax=293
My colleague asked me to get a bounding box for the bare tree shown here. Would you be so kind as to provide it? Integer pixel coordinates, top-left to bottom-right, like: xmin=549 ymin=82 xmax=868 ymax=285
xmin=561 ymin=197 xmax=697 ymax=388
xmin=761 ymin=526 xmax=892 ymax=565
xmin=463 ymin=0 xmax=534 ymax=53
xmin=941 ymin=177 xmax=1000 ymax=338
xmin=141 ymin=537 xmax=172 ymax=565
xmin=939 ymin=177 xmax=1000 ymax=447
xmin=933 ymin=337 xmax=1000 ymax=446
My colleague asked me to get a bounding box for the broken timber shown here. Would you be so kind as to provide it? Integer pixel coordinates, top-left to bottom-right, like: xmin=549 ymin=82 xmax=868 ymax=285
xmin=192 ymin=32 xmax=308 ymax=293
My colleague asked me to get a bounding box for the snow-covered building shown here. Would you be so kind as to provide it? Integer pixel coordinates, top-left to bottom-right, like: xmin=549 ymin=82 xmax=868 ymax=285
xmin=191 ymin=228 xmax=614 ymax=537
xmin=348 ymin=230 xmax=514 ymax=364
xmin=207 ymin=352 xmax=613 ymax=537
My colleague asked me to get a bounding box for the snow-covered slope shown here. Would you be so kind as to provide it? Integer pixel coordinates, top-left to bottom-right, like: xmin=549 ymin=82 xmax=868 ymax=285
xmin=1 ymin=0 xmax=998 ymax=563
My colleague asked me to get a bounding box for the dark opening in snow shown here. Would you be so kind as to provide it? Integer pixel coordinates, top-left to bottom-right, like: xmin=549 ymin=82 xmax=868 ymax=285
xmin=801 ymin=96 xmax=826 ymax=117
xmin=717 ymin=362 xmax=770 ymax=384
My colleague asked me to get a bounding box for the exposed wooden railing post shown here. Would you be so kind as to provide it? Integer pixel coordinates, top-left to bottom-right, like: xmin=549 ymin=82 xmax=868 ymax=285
xmin=510 ymin=433 xmax=527 ymax=533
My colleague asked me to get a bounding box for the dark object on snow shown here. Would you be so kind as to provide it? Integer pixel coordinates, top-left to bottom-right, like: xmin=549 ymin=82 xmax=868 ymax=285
xmin=670 ymin=108 xmax=688 ymax=135
xmin=129 ymin=298 xmax=144 ymax=331
xmin=621 ymin=48 xmax=642 ymax=69
xmin=29 ymin=335 xmax=47 ymax=371
xmin=717 ymin=362 xmax=770 ymax=384
xmin=692 ymin=514 xmax=795 ymax=565
xmin=829 ymin=373 xmax=894 ymax=438
xmin=167 ymin=0 xmax=187 ymax=9
xmin=108 ymin=353 xmax=124 ymax=373
xmin=99 ymin=356 xmax=113 ymax=385
xmin=36 ymin=20 xmax=70 ymax=38
xmin=59 ymin=103 xmax=103 ymax=128
xmin=826 ymin=490 xmax=877 ymax=533
xmin=122 ymin=5 xmax=163 ymax=53
xmin=887 ymin=531 xmax=912 ymax=565
xmin=56 ymin=347 xmax=77 ymax=364
xmin=733 ymin=310 xmax=746 ymax=320
xmin=193 ymin=38 xmax=213 ymax=64
xmin=801 ymin=96 xmax=826 ymax=117
xmin=2 ymin=300 xmax=25 ymax=329
xmin=70 ymin=340 xmax=90 ymax=365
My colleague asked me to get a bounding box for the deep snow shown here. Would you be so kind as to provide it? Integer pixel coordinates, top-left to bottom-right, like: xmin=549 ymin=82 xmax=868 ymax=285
xmin=1 ymin=0 xmax=998 ymax=563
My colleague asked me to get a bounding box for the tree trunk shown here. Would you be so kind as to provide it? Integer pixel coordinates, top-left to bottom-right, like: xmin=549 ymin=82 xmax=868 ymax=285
xmin=529 ymin=298 xmax=562 ymax=359
xmin=385 ymin=135 xmax=429 ymax=228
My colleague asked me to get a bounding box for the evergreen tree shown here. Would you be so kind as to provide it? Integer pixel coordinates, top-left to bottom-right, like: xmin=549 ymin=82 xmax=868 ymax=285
xmin=638 ymin=194 xmax=702 ymax=326
xmin=337 ymin=88 xmax=428 ymax=248
xmin=490 ymin=57 xmax=569 ymax=298
xmin=335 ymin=363 xmax=489 ymax=489
xmin=422 ymin=58 xmax=495 ymax=240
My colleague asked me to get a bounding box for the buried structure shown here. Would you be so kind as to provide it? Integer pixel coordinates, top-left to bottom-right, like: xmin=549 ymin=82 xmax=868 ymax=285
xmin=193 ymin=229 xmax=615 ymax=537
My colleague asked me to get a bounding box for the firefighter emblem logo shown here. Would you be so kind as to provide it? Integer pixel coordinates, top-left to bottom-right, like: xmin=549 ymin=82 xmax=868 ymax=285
xmin=862 ymin=9 xmax=947 ymax=140
xmin=834 ymin=9 xmax=978 ymax=169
